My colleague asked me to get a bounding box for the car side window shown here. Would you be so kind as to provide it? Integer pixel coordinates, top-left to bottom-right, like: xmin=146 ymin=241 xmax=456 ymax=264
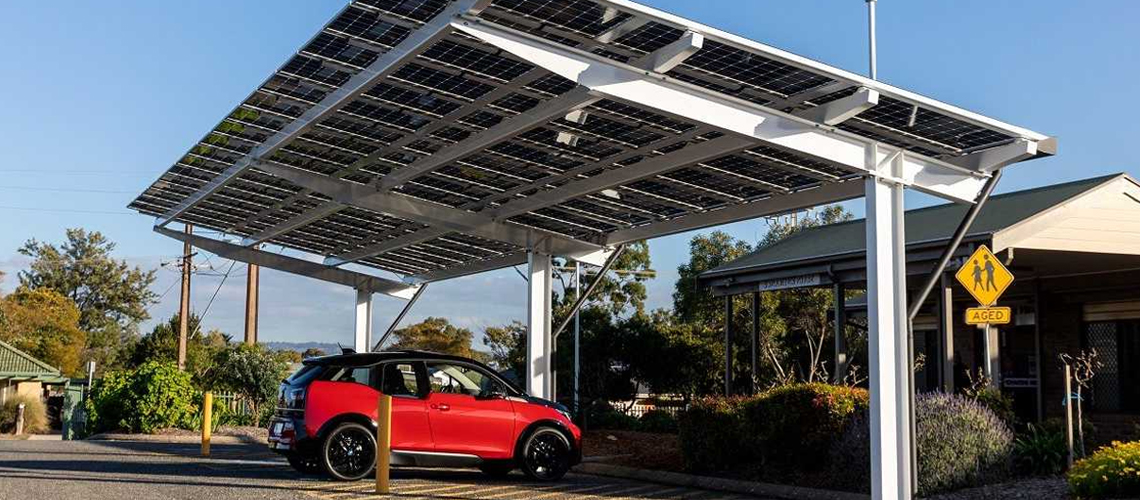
xmin=426 ymin=362 xmax=505 ymax=397
xmin=326 ymin=366 xmax=371 ymax=387
xmin=380 ymin=362 xmax=422 ymax=398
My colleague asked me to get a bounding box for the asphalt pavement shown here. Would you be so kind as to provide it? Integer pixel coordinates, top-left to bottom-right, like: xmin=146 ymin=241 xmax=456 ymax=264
xmin=0 ymin=439 xmax=761 ymax=500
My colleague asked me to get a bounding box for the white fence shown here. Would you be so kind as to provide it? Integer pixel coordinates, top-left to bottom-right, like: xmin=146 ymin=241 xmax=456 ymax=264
xmin=608 ymin=398 xmax=687 ymax=418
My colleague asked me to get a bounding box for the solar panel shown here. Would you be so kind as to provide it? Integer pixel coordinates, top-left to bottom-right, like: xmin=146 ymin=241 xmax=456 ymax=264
xmin=130 ymin=0 xmax=1051 ymax=285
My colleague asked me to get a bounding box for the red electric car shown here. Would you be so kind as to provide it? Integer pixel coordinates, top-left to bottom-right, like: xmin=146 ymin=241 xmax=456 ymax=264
xmin=268 ymin=350 xmax=581 ymax=481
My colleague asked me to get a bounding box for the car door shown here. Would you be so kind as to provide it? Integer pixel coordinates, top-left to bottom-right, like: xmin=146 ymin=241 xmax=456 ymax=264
xmin=377 ymin=361 xmax=434 ymax=452
xmin=424 ymin=361 xmax=516 ymax=459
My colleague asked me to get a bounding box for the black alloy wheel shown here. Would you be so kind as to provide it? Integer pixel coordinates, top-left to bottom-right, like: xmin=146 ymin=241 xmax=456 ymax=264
xmin=287 ymin=454 xmax=323 ymax=475
xmin=519 ymin=427 xmax=571 ymax=481
xmin=321 ymin=422 xmax=376 ymax=481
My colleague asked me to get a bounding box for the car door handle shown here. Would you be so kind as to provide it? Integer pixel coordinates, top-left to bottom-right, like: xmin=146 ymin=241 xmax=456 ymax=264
xmin=430 ymin=403 xmax=450 ymax=411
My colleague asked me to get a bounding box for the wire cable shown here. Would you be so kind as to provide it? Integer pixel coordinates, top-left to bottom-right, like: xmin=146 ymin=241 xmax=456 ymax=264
xmin=191 ymin=260 xmax=237 ymax=337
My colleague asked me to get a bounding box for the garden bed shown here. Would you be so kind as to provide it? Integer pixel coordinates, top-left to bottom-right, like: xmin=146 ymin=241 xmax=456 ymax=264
xmin=582 ymin=430 xmax=683 ymax=472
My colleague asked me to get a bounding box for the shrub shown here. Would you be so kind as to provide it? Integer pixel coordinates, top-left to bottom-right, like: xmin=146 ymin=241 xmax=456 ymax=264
xmin=970 ymin=386 xmax=1017 ymax=429
xmin=829 ymin=392 xmax=1013 ymax=496
xmin=586 ymin=404 xmax=641 ymax=431
xmin=0 ymin=394 xmax=48 ymax=433
xmin=744 ymin=383 xmax=869 ymax=470
xmin=678 ymin=397 xmax=750 ymax=472
xmin=1013 ymin=423 xmax=1067 ymax=476
xmin=87 ymin=361 xmax=199 ymax=434
xmin=638 ymin=410 xmax=678 ymax=434
xmin=1068 ymin=440 xmax=1140 ymax=498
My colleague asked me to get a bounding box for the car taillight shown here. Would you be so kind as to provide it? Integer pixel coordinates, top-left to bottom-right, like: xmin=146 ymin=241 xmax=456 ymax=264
xmin=286 ymin=388 xmax=306 ymax=411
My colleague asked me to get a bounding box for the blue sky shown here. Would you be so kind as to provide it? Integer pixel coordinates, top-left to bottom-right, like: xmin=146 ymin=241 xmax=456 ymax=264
xmin=1 ymin=1 xmax=1137 ymax=345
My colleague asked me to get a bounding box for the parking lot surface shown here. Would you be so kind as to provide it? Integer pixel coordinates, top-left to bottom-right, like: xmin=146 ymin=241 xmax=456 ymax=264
xmin=0 ymin=440 xmax=763 ymax=500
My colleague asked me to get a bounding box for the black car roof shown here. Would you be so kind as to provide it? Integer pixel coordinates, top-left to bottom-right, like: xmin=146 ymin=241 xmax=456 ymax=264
xmin=302 ymin=349 xmax=488 ymax=368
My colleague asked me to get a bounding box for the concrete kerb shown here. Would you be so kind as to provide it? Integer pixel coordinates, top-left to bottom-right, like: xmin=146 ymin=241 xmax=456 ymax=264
xmin=86 ymin=433 xmax=263 ymax=445
xmin=574 ymin=462 xmax=870 ymax=500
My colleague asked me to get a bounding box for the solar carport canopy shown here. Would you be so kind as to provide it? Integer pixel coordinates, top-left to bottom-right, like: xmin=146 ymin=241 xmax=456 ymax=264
xmin=130 ymin=0 xmax=1054 ymax=289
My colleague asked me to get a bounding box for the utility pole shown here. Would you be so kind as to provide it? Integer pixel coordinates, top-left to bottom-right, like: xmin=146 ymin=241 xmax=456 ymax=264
xmin=244 ymin=263 xmax=260 ymax=345
xmin=177 ymin=224 xmax=192 ymax=371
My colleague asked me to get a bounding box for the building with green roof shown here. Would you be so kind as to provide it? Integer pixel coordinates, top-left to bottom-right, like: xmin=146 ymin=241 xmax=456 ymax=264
xmin=0 ymin=339 xmax=68 ymax=405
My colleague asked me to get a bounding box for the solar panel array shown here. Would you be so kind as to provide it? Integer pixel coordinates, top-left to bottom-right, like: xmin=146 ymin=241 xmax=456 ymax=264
xmin=131 ymin=0 xmax=1043 ymax=282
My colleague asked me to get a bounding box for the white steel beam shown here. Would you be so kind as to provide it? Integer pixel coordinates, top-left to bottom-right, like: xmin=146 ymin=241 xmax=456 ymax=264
xmin=489 ymin=136 xmax=755 ymax=221
xmin=864 ymin=149 xmax=913 ymax=500
xmin=354 ymin=288 xmax=374 ymax=353
xmin=413 ymin=251 xmax=527 ymax=283
xmin=454 ymin=18 xmax=995 ymax=204
xmin=606 ymin=179 xmax=865 ymax=244
xmin=948 ymin=138 xmax=1040 ymax=173
xmin=255 ymin=162 xmax=604 ymax=264
xmin=153 ymin=225 xmax=417 ymax=298
xmin=157 ymin=0 xmax=483 ymax=227
xmin=376 ymin=86 xmax=600 ymax=191
xmin=797 ymin=87 xmax=879 ymax=126
xmin=240 ymin=201 xmax=343 ymax=247
xmin=638 ymin=30 xmax=703 ymax=73
xmin=526 ymin=251 xmax=554 ymax=399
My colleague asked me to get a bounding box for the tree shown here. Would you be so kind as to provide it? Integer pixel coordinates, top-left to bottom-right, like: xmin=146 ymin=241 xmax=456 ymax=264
xmin=301 ymin=347 xmax=326 ymax=359
xmin=673 ymin=231 xmax=753 ymax=327
xmin=273 ymin=349 xmax=302 ymax=365
xmin=482 ymin=321 xmax=525 ymax=375
xmin=555 ymin=240 xmax=653 ymax=317
xmin=127 ymin=313 xmax=229 ymax=383
xmin=206 ymin=343 xmax=287 ymax=418
xmin=389 ymin=317 xmax=475 ymax=357
xmin=625 ymin=311 xmax=723 ymax=399
xmin=0 ymin=288 xmax=87 ymax=375
xmin=18 ymin=229 xmax=157 ymax=370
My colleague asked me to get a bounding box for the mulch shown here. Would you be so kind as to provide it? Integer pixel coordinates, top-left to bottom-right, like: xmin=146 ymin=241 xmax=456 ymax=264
xmin=582 ymin=430 xmax=684 ymax=472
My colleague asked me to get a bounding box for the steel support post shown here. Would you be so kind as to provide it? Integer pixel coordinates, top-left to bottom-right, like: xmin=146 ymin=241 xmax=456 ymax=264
xmin=834 ymin=282 xmax=848 ymax=383
xmin=354 ymin=289 xmax=373 ymax=353
xmin=724 ymin=295 xmax=734 ymax=396
xmin=527 ymin=251 xmax=554 ymax=399
xmin=865 ymin=170 xmax=913 ymax=500
xmin=573 ymin=263 xmax=581 ymax=415
xmin=751 ymin=291 xmax=760 ymax=394
xmin=939 ymin=274 xmax=955 ymax=393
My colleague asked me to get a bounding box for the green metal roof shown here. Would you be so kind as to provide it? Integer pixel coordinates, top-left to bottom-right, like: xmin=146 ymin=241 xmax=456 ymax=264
xmin=703 ymin=174 xmax=1123 ymax=278
xmin=0 ymin=339 xmax=63 ymax=379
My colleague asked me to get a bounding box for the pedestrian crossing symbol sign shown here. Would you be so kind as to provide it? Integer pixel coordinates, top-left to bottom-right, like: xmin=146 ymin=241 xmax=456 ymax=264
xmin=955 ymin=245 xmax=1014 ymax=307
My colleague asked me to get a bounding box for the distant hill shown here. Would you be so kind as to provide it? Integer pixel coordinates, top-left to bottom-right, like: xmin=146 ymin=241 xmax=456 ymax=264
xmin=263 ymin=341 xmax=342 ymax=355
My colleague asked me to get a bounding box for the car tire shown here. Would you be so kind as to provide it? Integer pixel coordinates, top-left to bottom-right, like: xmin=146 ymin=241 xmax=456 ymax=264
xmin=288 ymin=454 xmax=323 ymax=475
xmin=321 ymin=422 xmax=376 ymax=481
xmin=518 ymin=426 xmax=572 ymax=481
xmin=479 ymin=461 xmax=514 ymax=478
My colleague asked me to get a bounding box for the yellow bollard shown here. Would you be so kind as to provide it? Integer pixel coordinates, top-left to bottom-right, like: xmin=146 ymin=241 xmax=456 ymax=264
xmin=376 ymin=394 xmax=392 ymax=494
xmin=202 ymin=391 xmax=212 ymax=456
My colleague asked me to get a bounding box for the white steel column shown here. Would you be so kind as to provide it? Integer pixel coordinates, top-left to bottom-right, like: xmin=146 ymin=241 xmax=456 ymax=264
xmin=865 ymin=148 xmax=913 ymax=500
xmin=526 ymin=251 xmax=554 ymax=399
xmin=354 ymin=289 xmax=373 ymax=353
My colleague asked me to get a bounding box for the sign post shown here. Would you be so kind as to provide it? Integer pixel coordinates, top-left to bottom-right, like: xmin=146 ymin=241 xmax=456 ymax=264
xmin=376 ymin=394 xmax=392 ymax=494
xmin=955 ymin=245 xmax=1015 ymax=325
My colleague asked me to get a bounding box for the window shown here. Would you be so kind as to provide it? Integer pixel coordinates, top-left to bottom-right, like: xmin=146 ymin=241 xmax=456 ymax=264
xmin=326 ymin=366 xmax=372 ymax=387
xmin=426 ymin=362 xmax=504 ymax=397
xmin=380 ymin=362 xmax=421 ymax=398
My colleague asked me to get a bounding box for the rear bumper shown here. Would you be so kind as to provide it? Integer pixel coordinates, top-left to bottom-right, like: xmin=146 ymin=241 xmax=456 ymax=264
xmin=267 ymin=415 xmax=317 ymax=455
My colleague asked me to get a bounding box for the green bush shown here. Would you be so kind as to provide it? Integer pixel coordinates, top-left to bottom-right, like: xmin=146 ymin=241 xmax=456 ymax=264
xmin=0 ymin=394 xmax=48 ymax=434
xmin=744 ymin=383 xmax=869 ymax=470
xmin=829 ymin=392 xmax=1013 ymax=496
xmin=87 ymin=361 xmax=199 ymax=434
xmin=970 ymin=386 xmax=1018 ymax=429
xmin=586 ymin=404 xmax=642 ymax=431
xmin=1013 ymin=423 xmax=1067 ymax=476
xmin=1068 ymin=440 xmax=1140 ymax=498
xmin=638 ymin=409 xmax=678 ymax=434
xmin=678 ymin=397 xmax=749 ymax=472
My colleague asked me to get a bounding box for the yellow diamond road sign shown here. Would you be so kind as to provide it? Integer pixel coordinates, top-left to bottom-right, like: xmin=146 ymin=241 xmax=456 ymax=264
xmin=955 ymin=245 xmax=1014 ymax=306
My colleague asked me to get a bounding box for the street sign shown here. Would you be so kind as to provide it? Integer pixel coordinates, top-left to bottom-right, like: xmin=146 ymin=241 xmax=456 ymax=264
xmin=965 ymin=306 xmax=1012 ymax=325
xmin=954 ymin=245 xmax=1014 ymax=306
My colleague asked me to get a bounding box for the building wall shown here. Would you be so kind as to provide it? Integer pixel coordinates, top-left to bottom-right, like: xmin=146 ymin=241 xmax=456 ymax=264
xmin=1039 ymin=292 xmax=1086 ymax=421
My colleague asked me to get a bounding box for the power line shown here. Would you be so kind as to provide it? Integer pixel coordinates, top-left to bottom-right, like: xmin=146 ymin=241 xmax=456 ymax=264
xmin=0 ymin=169 xmax=153 ymax=175
xmin=0 ymin=205 xmax=135 ymax=215
xmin=192 ymin=260 xmax=237 ymax=337
xmin=0 ymin=185 xmax=135 ymax=194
